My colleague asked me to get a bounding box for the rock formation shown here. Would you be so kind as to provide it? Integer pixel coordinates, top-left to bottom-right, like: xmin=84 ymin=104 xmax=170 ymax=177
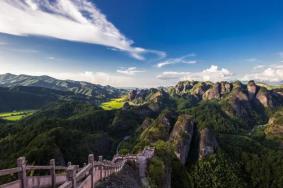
xmin=199 ymin=128 xmax=219 ymax=159
xmin=169 ymin=115 xmax=194 ymax=165
xmin=247 ymin=80 xmax=258 ymax=100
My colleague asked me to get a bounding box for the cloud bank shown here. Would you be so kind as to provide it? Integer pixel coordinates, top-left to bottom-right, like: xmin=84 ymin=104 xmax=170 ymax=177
xmin=0 ymin=0 xmax=164 ymax=60
xmin=157 ymin=65 xmax=233 ymax=82
xmin=242 ymin=63 xmax=283 ymax=82
xmin=117 ymin=67 xmax=145 ymax=75
xmin=245 ymin=58 xmax=257 ymax=62
xmin=0 ymin=42 xmax=7 ymax=45
xmin=156 ymin=53 xmax=196 ymax=68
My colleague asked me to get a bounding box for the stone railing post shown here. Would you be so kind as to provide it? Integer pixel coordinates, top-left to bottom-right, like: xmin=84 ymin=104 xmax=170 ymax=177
xmin=98 ymin=156 xmax=103 ymax=179
xmin=17 ymin=157 xmax=27 ymax=188
xmin=98 ymin=156 xmax=103 ymax=161
xmin=67 ymin=165 xmax=77 ymax=188
xmin=103 ymin=167 xmax=106 ymax=177
xmin=50 ymin=159 xmax=56 ymax=188
xmin=75 ymin=165 xmax=79 ymax=173
xmin=88 ymin=154 xmax=94 ymax=188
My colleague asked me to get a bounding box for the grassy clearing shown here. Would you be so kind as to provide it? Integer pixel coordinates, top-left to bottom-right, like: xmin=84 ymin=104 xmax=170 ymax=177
xmin=257 ymin=82 xmax=283 ymax=90
xmin=100 ymin=96 xmax=127 ymax=110
xmin=0 ymin=111 xmax=35 ymax=121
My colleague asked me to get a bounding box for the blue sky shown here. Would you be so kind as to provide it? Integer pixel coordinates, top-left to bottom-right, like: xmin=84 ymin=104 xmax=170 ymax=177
xmin=0 ymin=0 xmax=283 ymax=87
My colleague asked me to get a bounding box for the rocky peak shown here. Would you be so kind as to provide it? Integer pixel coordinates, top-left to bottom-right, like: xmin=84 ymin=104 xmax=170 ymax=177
xmin=169 ymin=115 xmax=195 ymax=165
xmin=233 ymin=80 xmax=243 ymax=89
xmin=203 ymin=83 xmax=221 ymax=100
xmin=202 ymin=81 xmax=234 ymax=100
xmin=175 ymin=81 xmax=196 ymax=94
xmin=247 ymin=80 xmax=258 ymax=100
xmin=127 ymin=80 xmax=283 ymax=115
xmin=191 ymin=82 xmax=211 ymax=96
xmin=256 ymin=87 xmax=275 ymax=108
xmin=199 ymin=128 xmax=219 ymax=159
xmin=128 ymin=90 xmax=138 ymax=101
xmin=220 ymin=81 xmax=233 ymax=95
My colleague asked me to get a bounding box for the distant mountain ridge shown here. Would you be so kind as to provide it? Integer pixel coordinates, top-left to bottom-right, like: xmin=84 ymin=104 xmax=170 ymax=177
xmin=0 ymin=73 xmax=126 ymax=99
xmin=128 ymin=80 xmax=283 ymax=128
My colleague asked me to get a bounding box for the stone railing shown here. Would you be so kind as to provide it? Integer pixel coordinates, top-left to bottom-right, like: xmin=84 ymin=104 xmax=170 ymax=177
xmin=0 ymin=147 xmax=155 ymax=188
xmin=0 ymin=157 xmax=67 ymax=188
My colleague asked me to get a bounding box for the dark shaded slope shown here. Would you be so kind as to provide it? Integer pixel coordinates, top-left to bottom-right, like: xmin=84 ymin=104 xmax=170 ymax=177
xmin=0 ymin=86 xmax=93 ymax=112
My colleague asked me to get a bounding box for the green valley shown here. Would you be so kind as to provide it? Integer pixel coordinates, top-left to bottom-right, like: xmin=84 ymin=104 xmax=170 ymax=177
xmin=0 ymin=111 xmax=35 ymax=121
xmin=100 ymin=96 xmax=127 ymax=110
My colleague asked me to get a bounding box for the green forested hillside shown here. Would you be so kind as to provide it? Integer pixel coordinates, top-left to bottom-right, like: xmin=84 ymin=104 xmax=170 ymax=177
xmin=0 ymin=101 xmax=145 ymax=168
xmin=1 ymin=80 xmax=283 ymax=187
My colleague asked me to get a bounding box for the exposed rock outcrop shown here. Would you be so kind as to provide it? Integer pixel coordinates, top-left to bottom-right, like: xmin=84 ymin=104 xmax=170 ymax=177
xmin=202 ymin=81 xmax=233 ymax=100
xmin=228 ymin=88 xmax=250 ymax=118
xmin=169 ymin=115 xmax=195 ymax=164
xmin=256 ymin=88 xmax=272 ymax=108
xmin=247 ymin=80 xmax=258 ymax=100
xmin=220 ymin=81 xmax=233 ymax=95
xmin=203 ymin=83 xmax=221 ymax=100
xmin=199 ymin=128 xmax=219 ymax=159
xmin=255 ymin=88 xmax=283 ymax=108
xmin=174 ymin=81 xmax=196 ymax=94
xmin=127 ymin=81 xmax=283 ymax=128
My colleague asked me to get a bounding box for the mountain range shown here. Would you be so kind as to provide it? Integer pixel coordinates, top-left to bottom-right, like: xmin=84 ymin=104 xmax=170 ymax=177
xmin=0 ymin=73 xmax=126 ymax=112
xmin=0 ymin=73 xmax=126 ymax=99
xmin=0 ymin=74 xmax=283 ymax=188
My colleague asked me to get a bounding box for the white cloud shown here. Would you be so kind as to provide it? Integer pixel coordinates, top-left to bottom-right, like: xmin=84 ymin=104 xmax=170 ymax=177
xmin=47 ymin=56 xmax=55 ymax=60
xmin=253 ymin=64 xmax=265 ymax=69
xmin=0 ymin=0 xmax=165 ymax=60
xmin=242 ymin=63 xmax=283 ymax=82
xmin=245 ymin=58 xmax=257 ymax=62
xmin=0 ymin=69 xmax=136 ymax=87
xmin=11 ymin=48 xmax=38 ymax=53
xmin=156 ymin=71 xmax=188 ymax=80
xmin=117 ymin=67 xmax=145 ymax=75
xmin=157 ymin=65 xmax=233 ymax=82
xmin=50 ymin=71 xmax=137 ymax=87
xmin=0 ymin=41 xmax=7 ymax=45
xmin=156 ymin=53 xmax=196 ymax=68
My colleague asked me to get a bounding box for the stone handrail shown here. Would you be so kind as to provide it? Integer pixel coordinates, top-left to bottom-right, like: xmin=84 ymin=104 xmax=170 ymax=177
xmin=0 ymin=147 xmax=155 ymax=188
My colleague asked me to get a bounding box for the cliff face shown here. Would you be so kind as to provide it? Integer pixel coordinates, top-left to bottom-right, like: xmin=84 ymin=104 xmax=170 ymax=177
xmin=256 ymin=88 xmax=283 ymax=108
xmin=169 ymin=115 xmax=195 ymax=165
xmin=247 ymin=80 xmax=258 ymax=100
xmin=128 ymin=88 xmax=171 ymax=112
xmin=126 ymin=81 xmax=283 ymax=135
xmin=199 ymin=128 xmax=219 ymax=159
xmin=129 ymin=81 xmax=283 ymax=113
